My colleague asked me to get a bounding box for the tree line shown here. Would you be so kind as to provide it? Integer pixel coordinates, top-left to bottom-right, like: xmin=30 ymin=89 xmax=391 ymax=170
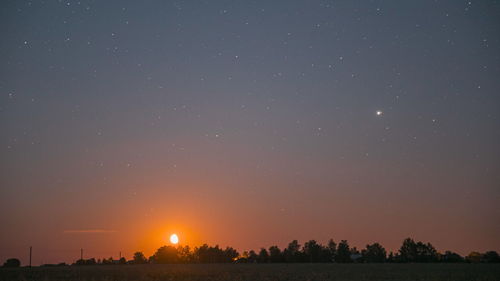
xmin=2 ymin=237 xmax=499 ymax=267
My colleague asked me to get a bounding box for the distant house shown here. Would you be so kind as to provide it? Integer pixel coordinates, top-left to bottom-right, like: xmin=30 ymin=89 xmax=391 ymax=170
xmin=350 ymin=253 xmax=362 ymax=262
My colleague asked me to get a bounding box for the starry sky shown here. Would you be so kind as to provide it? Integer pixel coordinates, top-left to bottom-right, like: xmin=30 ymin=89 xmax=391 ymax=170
xmin=1 ymin=0 xmax=499 ymax=265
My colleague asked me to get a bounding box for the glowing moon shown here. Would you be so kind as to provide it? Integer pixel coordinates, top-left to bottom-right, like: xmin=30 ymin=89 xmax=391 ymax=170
xmin=170 ymin=234 xmax=179 ymax=244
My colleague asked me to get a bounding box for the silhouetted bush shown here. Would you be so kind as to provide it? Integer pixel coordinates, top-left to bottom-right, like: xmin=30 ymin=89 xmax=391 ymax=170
xmin=74 ymin=258 xmax=96 ymax=266
xmin=41 ymin=262 xmax=67 ymax=267
xmin=440 ymin=251 xmax=464 ymax=263
xmin=3 ymin=258 xmax=20 ymax=268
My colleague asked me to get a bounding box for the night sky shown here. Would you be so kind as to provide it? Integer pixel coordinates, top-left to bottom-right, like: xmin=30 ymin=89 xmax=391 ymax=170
xmin=1 ymin=0 xmax=499 ymax=265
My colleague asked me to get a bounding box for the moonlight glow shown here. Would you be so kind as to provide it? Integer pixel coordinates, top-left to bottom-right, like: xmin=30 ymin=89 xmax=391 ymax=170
xmin=170 ymin=234 xmax=179 ymax=244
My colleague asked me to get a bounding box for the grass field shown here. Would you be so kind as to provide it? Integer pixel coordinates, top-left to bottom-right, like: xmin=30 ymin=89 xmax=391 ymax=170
xmin=1 ymin=263 xmax=499 ymax=281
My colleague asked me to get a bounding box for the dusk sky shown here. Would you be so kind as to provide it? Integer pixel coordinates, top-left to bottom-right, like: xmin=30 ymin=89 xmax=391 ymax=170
xmin=1 ymin=0 xmax=499 ymax=265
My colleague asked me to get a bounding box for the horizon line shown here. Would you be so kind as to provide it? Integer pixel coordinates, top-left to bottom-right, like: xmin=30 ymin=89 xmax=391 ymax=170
xmin=63 ymin=229 xmax=117 ymax=234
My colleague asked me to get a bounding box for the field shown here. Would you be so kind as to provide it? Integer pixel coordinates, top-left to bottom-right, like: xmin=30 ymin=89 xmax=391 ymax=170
xmin=1 ymin=264 xmax=500 ymax=281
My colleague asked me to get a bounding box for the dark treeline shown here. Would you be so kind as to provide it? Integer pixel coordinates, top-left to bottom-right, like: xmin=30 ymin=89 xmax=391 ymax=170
xmin=2 ymin=238 xmax=499 ymax=267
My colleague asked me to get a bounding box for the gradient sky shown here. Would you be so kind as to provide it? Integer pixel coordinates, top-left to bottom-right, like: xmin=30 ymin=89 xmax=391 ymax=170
xmin=1 ymin=0 xmax=499 ymax=265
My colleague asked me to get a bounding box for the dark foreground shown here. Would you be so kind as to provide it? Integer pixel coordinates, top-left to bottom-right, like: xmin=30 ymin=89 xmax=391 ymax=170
xmin=1 ymin=263 xmax=500 ymax=281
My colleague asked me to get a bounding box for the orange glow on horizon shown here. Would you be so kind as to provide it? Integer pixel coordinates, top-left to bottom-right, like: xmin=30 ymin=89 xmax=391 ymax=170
xmin=135 ymin=221 xmax=209 ymax=257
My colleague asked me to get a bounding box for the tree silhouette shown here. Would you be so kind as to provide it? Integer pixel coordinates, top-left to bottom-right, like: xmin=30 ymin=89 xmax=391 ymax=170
xmin=257 ymin=248 xmax=269 ymax=263
xmin=398 ymin=238 xmax=438 ymax=262
xmin=483 ymin=251 xmax=500 ymax=263
xmin=150 ymin=246 xmax=179 ymax=264
xmin=387 ymin=252 xmax=395 ymax=262
xmin=336 ymin=240 xmax=352 ymax=263
xmin=268 ymin=246 xmax=283 ymax=263
xmin=247 ymin=250 xmax=258 ymax=263
xmin=362 ymin=243 xmax=387 ymax=263
xmin=303 ymin=240 xmax=324 ymax=263
xmin=192 ymin=244 xmax=210 ymax=263
xmin=398 ymin=238 xmax=417 ymax=262
xmin=192 ymin=244 xmax=237 ymax=263
xmin=177 ymin=245 xmax=193 ymax=263
xmin=132 ymin=252 xmax=148 ymax=264
xmin=283 ymin=240 xmax=303 ymax=262
xmin=416 ymin=242 xmax=438 ymax=262
xmin=223 ymin=247 xmax=239 ymax=262
xmin=466 ymin=252 xmax=482 ymax=263
xmin=327 ymin=239 xmax=337 ymax=262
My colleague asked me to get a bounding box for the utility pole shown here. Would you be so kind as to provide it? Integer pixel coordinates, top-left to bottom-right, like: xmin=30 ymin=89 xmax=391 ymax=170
xmin=29 ymin=246 xmax=32 ymax=268
xmin=80 ymin=248 xmax=83 ymax=261
xmin=119 ymin=251 xmax=121 ymax=260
